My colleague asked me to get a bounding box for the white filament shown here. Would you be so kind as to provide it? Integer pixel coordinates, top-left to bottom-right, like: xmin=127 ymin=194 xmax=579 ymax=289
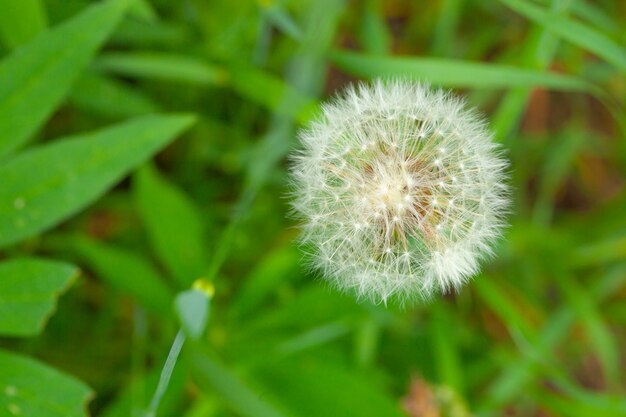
xmin=290 ymin=79 xmax=509 ymax=304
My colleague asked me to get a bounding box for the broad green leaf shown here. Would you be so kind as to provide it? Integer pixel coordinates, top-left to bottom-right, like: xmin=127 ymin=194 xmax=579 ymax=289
xmin=95 ymin=52 xmax=227 ymax=85
xmin=175 ymin=290 xmax=210 ymax=340
xmin=0 ymin=258 xmax=77 ymax=336
xmin=500 ymin=0 xmax=626 ymax=73
xmin=70 ymin=237 xmax=173 ymax=313
xmin=0 ymin=348 xmax=92 ymax=417
xmin=0 ymin=0 xmax=129 ymax=158
xmin=134 ymin=164 xmax=208 ymax=287
xmin=69 ymin=72 xmax=160 ymax=118
xmin=255 ymin=358 xmax=407 ymax=417
xmin=191 ymin=348 xmax=289 ymax=417
xmin=0 ymin=114 xmax=195 ymax=249
xmin=331 ymin=50 xmax=593 ymax=91
xmin=0 ymin=0 xmax=47 ymax=49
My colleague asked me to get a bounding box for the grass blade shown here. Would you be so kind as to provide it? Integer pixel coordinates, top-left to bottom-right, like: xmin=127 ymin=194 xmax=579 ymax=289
xmin=0 ymin=114 xmax=195 ymax=249
xmin=500 ymin=0 xmax=626 ymax=72
xmin=332 ymin=50 xmax=593 ymax=91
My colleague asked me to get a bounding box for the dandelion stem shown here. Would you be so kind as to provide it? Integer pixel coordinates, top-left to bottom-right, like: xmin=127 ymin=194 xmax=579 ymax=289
xmin=144 ymin=329 xmax=186 ymax=417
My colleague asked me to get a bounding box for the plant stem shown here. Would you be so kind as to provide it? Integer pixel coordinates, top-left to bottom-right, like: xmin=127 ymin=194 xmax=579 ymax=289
xmin=144 ymin=329 xmax=186 ymax=417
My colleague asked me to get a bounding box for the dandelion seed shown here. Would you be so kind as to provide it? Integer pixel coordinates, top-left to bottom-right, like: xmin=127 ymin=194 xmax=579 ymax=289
xmin=289 ymin=79 xmax=509 ymax=304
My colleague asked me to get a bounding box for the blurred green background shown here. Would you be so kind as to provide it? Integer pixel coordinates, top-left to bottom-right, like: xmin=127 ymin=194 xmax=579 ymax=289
xmin=0 ymin=0 xmax=625 ymax=416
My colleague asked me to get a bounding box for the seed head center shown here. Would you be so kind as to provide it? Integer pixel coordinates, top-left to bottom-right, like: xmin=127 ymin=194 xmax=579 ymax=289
xmin=363 ymin=159 xmax=420 ymax=221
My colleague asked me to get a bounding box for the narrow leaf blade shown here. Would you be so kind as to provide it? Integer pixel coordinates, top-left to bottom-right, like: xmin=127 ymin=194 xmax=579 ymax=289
xmin=0 ymin=0 xmax=47 ymax=48
xmin=500 ymin=0 xmax=626 ymax=73
xmin=95 ymin=51 xmax=227 ymax=85
xmin=134 ymin=164 xmax=208 ymax=287
xmin=332 ymin=50 xmax=593 ymax=91
xmin=71 ymin=237 xmax=174 ymax=313
xmin=191 ymin=348 xmax=289 ymax=417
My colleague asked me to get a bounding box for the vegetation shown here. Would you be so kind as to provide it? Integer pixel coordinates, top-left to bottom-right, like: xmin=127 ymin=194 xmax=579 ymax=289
xmin=0 ymin=0 xmax=624 ymax=416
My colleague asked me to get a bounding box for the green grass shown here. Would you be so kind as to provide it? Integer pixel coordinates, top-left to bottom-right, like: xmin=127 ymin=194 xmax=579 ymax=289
xmin=0 ymin=0 xmax=625 ymax=416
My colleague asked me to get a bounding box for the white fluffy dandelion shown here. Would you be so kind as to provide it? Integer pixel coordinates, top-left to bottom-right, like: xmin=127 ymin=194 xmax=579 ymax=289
xmin=290 ymin=79 xmax=509 ymax=304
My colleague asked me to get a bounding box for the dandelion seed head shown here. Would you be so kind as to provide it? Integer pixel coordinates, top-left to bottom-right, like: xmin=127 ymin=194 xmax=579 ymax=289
xmin=289 ymin=79 xmax=509 ymax=305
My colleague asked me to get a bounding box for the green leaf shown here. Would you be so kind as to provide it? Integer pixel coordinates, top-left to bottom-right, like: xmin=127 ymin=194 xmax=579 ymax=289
xmin=432 ymin=0 xmax=463 ymax=56
xmin=95 ymin=51 xmax=228 ymax=85
xmin=230 ymin=244 xmax=302 ymax=316
xmin=532 ymin=130 xmax=587 ymax=225
xmin=534 ymin=388 xmax=626 ymax=417
xmin=572 ymin=236 xmax=626 ymax=268
xmin=128 ymin=0 xmax=158 ymax=22
xmin=69 ymin=71 xmax=160 ymax=119
xmin=0 ymin=258 xmax=77 ymax=337
xmin=0 ymin=0 xmax=129 ymax=159
xmin=175 ymin=290 xmax=210 ymax=340
xmin=0 ymin=0 xmax=47 ymax=49
xmin=473 ymin=276 xmax=536 ymax=337
xmin=429 ymin=302 xmax=464 ymax=395
xmin=479 ymin=265 xmax=626 ymax=411
xmin=491 ymin=0 xmax=570 ymax=142
xmin=331 ymin=50 xmax=593 ymax=91
xmin=500 ymin=0 xmax=626 ymax=73
xmin=100 ymin=360 xmax=189 ymax=417
xmin=95 ymin=52 xmax=317 ymax=122
xmin=275 ymin=321 xmax=351 ymax=356
xmin=191 ymin=348 xmax=289 ymax=417
xmin=70 ymin=237 xmax=173 ymax=313
xmin=230 ymin=66 xmax=318 ymax=123
xmin=569 ymin=0 xmax=621 ymax=34
xmin=0 ymin=348 xmax=92 ymax=417
xmin=0 ymin=114 xmax=195 ymax=249
xmin=256 ymin=358 xmax=407 ymax=417
xmin=359 ymin=0 xmax=391 ymax=55
xmin=554 ymin=273 xmax=620 ymax=387
xmin=109 ymin=19 xmax=190 ymax=48
xmin=134 ymin=164 xmax=208 ymax=287
xmin=261 ymin=5 xmax=303 ymax=41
